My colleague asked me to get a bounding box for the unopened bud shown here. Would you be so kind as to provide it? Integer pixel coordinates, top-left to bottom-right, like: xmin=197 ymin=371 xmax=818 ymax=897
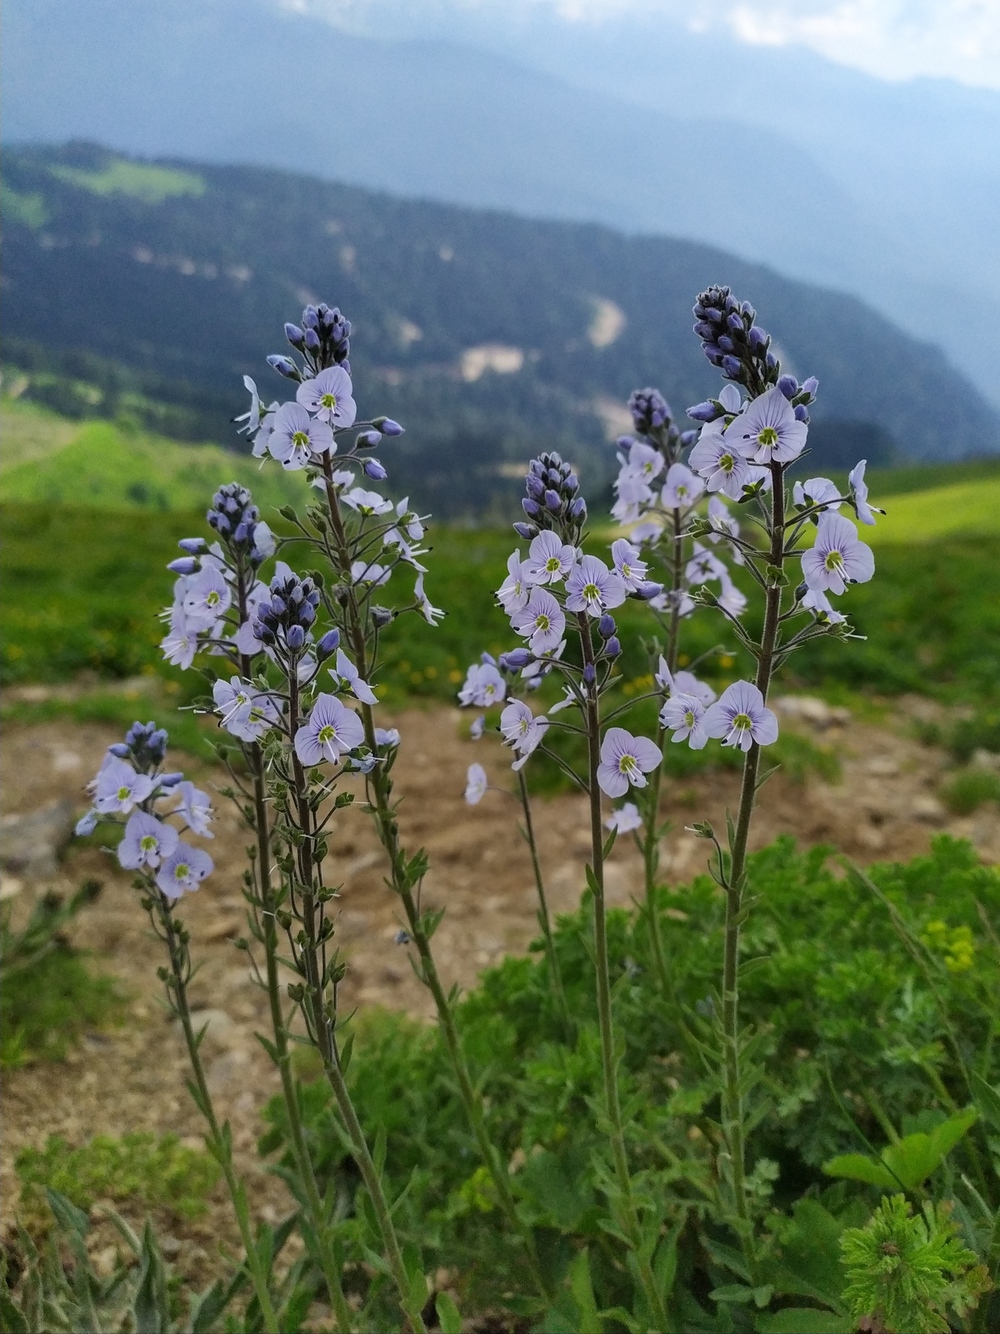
xmin=267 ymin=354 xmax=298 ymax=379
xmin=604 ymin=636 xmax=622 ymax=658
xmin=286 ymin=625 xmax=306 ymax=650
xmin=167 ymin=557 xmax=199 ymax=575
xmin=374 ymin=417 xmax=404 ymax=436
xmin=583 ymin=663 xmax=596 ymax=686
xmin=316 ymin=628 xmax=340 ymax=659
xmin=177 ymin=537 xmax=206 ymax=554
xmin=598 ymin=614 xmax=616 ymax=639
xmin=356 ymin=429 xmax=381 ymax=448
xmin=500 ymin=648 xmax=532 ymax=670
xmin=284 ymin=323 xmax=305 ymax=348
xmin=363 ymin=458 xmax=387 ymax=481
xmin=371 ymin=605 xmax=393 ymax=628
xmin=513 ymin=522 xmax=538 ymax=540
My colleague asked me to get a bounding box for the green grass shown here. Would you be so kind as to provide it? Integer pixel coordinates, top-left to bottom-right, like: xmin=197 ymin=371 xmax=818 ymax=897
xmin=867 ymin=477 xmax=1000 ymax=543
xmin=49 ymin=159 xmax=205 ymax=203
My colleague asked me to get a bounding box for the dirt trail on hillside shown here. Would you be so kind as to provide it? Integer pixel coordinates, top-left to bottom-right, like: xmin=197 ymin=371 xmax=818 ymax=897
xmin=2 ymin=700 xmax=998 ymax=1294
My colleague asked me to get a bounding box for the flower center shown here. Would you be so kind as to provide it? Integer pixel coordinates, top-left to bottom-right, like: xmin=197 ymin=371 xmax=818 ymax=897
xmin=175 ymin=863 xmax=189 ymax=879
xmin=535 ymin=613 xmax=551 ymax=631
xmin=117 ymin=785 xmax=130 ymax=801
xmin=206 ymin=590 xmax=220 ymax=607
xmin=618 ymin=753 xmax=637 ymax=775
xmin=583 ymin=582 xmax=600 ymax=602
xmin=317 ymin=724 xmax=337 ymax=744
xmin=824 ymin=549 xmax=844 ymax=572
xmin=684 ymin=709 xmax=695 ymax=726
xmin=621 ymin=563 xmax=633 ymax=578
xmin=720 ymin=452 xmax=736 ymax=473
xmin=733 ymin=712 xmax=753 ymax=732
xmin=545 ymin=557 xmax=561 ymax=572
xmin=292 ymin=430 xmax=310 ymax=449
xmin=756 ymin=426 xmax=778 ymax=449
xmin=140 ymin=834 xmax=157 ymax=851
xmin=320 ymin=392 xmax=337 ymax=408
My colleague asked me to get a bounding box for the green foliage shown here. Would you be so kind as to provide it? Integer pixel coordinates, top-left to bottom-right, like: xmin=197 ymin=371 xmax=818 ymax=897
xmin=261 ymin=836 xmax=999 ymax=1322
xmin=840 ymin=1194 xmax=990 ymax=1333
xmin=16 ymin=1134 xmax=220 ymax=1226
xmin=49 ymin=159 xmax=206 ymax=203
xmin=824 ymin=1106 xmax=978 ymax=1191
xmin=0 ymin=183 xmax=49 ymax=229
xmin=941 ymin=767 xmax=1000 ymax=816
xmin=0 ymin=882 xmax=123 ymax=1068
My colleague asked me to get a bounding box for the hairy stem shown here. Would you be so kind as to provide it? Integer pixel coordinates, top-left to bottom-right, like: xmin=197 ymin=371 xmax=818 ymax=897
xmin=320 ymin=461 xmax=548 ymax=1298
xmin=236 ymin=569 xmax=353 ymax=1332
xmin=157 ymin=901 xmax=280 ymax=1334
xmin=517 ymin=768 xmax=572 ymax=1035
xmin=719 ymin=461 xmax=786 ymax=1270
xmin=578 ymin=612 xmax=669 ymax=1331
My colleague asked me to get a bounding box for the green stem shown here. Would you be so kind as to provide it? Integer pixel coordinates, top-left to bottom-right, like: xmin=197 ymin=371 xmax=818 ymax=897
xmin=237 ymin=571 xmax=354 ymax=1332
xmin=320 ymin=461 xmax=548 ymax=1299
xmin=578 ymin=612 xmax=669 ymax=1331
xmin=158 ymin=901 xmax=281 ymax=1334
xmin=286 ymin=674 xmax=426 ymax=1334
xmin=517 ymin=768 xmax=572 ymax=1036
xmin=719 ymin=461 xmax=786 ymax=1273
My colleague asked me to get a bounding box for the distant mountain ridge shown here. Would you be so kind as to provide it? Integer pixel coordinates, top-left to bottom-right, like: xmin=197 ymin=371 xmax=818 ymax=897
xmin=3 ymin=143 xmax=998 ymax=515
xmin=3 ymin=0 xmax=997 ymax=406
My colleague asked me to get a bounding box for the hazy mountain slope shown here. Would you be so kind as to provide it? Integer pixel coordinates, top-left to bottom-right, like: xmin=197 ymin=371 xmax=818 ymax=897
xmin=3 ymin=144 xmax=997 ymax=516
xmin=3 ymin=0 xmax=995 ymax=406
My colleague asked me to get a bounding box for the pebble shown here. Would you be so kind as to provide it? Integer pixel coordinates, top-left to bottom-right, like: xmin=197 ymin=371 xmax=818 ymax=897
xmin=773 ymin=696 xmax=850 ymax=729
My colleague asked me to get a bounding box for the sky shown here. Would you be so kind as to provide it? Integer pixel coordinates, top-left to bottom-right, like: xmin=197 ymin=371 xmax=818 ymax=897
xmin=303 ymin=0 xmax=1000 ymax=90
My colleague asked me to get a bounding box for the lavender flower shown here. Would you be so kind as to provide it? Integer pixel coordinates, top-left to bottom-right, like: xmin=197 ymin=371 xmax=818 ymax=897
xmin=469 ymin=714 xmax=486 ymax=740
xmin=118 ymin=811 xmax=180 ymax=871
xmin=610 ymin=539 xmax=648 ymax=592
xmin=526 ymin=531 xmax=577 ymax=585
xmin=160 ymin=608 xmax=199 ymax=670
xmin=566 ymin=555 xmax=627 ymax=617
xmin=661 ymin=463 xmax=705 ymax=510
xmin=660 ymin=693 xmax=709 ymax=749
xmin=499 ymin=700 xmax=548 ymax=770
xmin=465 ymin=763 xmax=488 ymax=805
xmin=173 ymin=781 xmax=215 ymax=837
xmin=718 ymin=573 xmax=749 ymax=619
xmin=497 ymin=551 xmax=532 ymax=613
xmin=801 ymin=513 xmax=875 ymax=595
xmin=704 ymin=681 xmax=778 ymax=751
xmin=75 ymin=810 xmax=99 ymax=837
xmin=655 ymin=657 xmax=717 ymax=706
xmin=155 ymin=843 xmax=214 ymax=900
xmin=296 ymin=365 xmax=357 ymax=428
xmin=801 ymin=587 xmax=847 ymax=625
xmin=268 ymin=402 xmax=335 ymax=470
xmin=413 ymin=573 xmax=444 ymax=625
xmin=181 ymin=564 xmax=231 ymax=628
xmin=688 ymin=420 xmax=753 ymax=500
xmin=793 ymin=476 xmax=841 ymax=513
xmin=212 ymin=677 xmax=281 ymax=742
xmin=343 ymin=487 xmax=394 ymax=517
xmin=330 ymin=648 xmax=379 ymax=705
xmin=458 ymin=662 xmax=506 ymax=708
xmin=511 ymin=589 xmax=566 ymax=654
xmin=375 ymin=727 xmax=401 ymax=749
xmin=351 ymin=560 xmax=391 ymax=587
xmin=94 ymin=759 xmax=155 ymax=814
xmin=294 ymin=694 xmax=365 ymax=766
xmin=848 ymin=459 xmax=883 ymax=526
xmin=727 ymin=386 xmax=807 ymax=465
xmin=605 ymin=802 xmax=644 ymax=834
xmin=628 ymin=388 xmax=671 ymax=434
xmin=596 ymin=728 xmax=663 ymax=797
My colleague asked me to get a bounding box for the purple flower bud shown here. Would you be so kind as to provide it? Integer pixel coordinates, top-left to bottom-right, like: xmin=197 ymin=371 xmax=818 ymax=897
xmin=375 ymin=417 xmax=405 ymax=437
xmin=158 ymin=772 xmax=184 ymax=788
xmin=680 ymin=429 xmax=698 ymax=447
xmin=284 ymin=323 xmax=305 ymax=348
xmin=303 ymin=328 xmax=321 ymax=352
xmin=363 ymin=458 xmax=388 ymax=480
xmin=802 ymin=376 xmax=819 ymax=397
xmin=615 ymin=434 xmax=635 ymax=454
xmin=598 ymin=614 xmax=616 ymax=639
xmin=741 ymin=301 xmax=755 ymax=318
xmin=371 ymin=605 xmax=394 ymax=628
xmin=270 ymin=595 xmax=287 ymax=617
xmin=299 ymin=604 xmax=316 ymax=627
xmin=267 ymin=355 xmax=298 ymax=379
xmin=605 ymin=636 xmax=622 ymax=658
xmin=286 ymin=624 xmax=306 ymax=650
xmin=727 ymin=312 xmax=743 ymax=332
xmin=356 ymin=429 xmax=382 ymax=448
xmin=718 ymin=335 xmax=735 ymax=354
xmin=167 ymin=557 xmax=199 ymax=575
xmin=583 ymin=663 xmax=596 ymax=686
xmin=693 ymin=320 xmax=715 ymax=340
xmin=687 ymin=400 xmax=720 ymax=422
xmin=748 ymin=326 xmax=769 ymax=350
xmin=522 ymin=498 xmax=541 ymax=519
xmin=301 ymin=305 xmax=319 ymax=329
xmin=765 ymin=352 xmax=778 ymax=370
xmin=513 ymin=522 xmax=537 ymax=540
xmin=570 ymin=497 xmax=587 ymax=519
xmin=317 ymin=628 xmax=341 ymax=658
xmin=777 ymin=374 xmax=799 ymax=400
xmin=632 ymin=581 xmax=664 ymax=601
xmin=544 ymin=489 xmax=562 ymax=512
xmin=500 ymin=647 xmax=532 ymax=670
xmin=525 ymin=474 xmax=545 ymax=499
xmin=108 ymin=743 xmax=131 ymax=758
xmin=794 ymin=404 xmax=810 ymax=423
xmin=693 ymin=303 xmax=707 ymax=319
xmin=721 ymin=356 xmax=742 ymax=378
xmin=177 ymin=537 xmax=206 ymax=554
xmin=565 ymin=472 xmax=579 ymax=492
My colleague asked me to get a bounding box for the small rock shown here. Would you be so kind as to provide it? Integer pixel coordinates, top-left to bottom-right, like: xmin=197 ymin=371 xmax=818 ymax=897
xmin=773 ymin=696 xmax=850 ymax=730
xmin=51 ymin=751 xmax=83 ymax=773
xmin=0 ymin=875 xmax=24 ymax=901
xmin=0 ymin=800 xmax=75 ymax=878
xmin=971 ymin=749 xmax=1000 ymax=772
xmin=185 ymin=1009 xmax=238 ymax=1051
xmin=865 ymin=757 xmax=900 ymax=777
xmin=910 ymin=795 xmax=946 ymax=824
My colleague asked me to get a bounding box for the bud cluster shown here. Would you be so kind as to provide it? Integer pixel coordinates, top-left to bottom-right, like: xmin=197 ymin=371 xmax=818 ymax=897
xmin=693 ymin=286 xmax=778 ymax=396
xmin=207 ymin=483 xmax=271 ymax=563
xmin=515 ymin=452 xmax=587 ymax=544
xmin=271 ymin=303 xmax=352 ymax=381
xmin=108 ymin=720 xmax=169 ymax=773
xmin=253 ymin=570 xmax=322 ymax=652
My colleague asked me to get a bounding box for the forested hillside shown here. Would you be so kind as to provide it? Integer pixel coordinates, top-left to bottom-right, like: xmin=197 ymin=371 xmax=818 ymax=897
xmin=4 ymin=143 xmax=998 ymax=513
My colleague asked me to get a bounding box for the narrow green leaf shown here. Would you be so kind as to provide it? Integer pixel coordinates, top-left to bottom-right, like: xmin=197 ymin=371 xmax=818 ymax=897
xmin=435 ymin=1291 xmax=463 ymax=1334
xmin=754 ymin=1310 xmax=853 ymax=1333
xmin=972 ymin=1072 xmax=1000 ymax=1133
xmin=568 ymin=1248 xmax=602 ymax=1334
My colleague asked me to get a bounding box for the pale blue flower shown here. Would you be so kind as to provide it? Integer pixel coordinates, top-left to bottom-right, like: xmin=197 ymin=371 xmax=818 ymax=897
xmin=597 ymin=728 xmax=662 ymax=797
xmin=160 ymin=608 xmax=199 ymax=670
xmin=343 ymin=487 xmax=394 ymax=517
xmin=330 ymin=648 xmax=379 ymax=705
xmin=296 ymin=365 xmax=357 ymax=428
xmin=661 ymin=462 xmax=705 ymax=510
xmin=727 ymin=386 xmax=807 ymax=464
xmin=470 ymin=714 xmax=486 ymax=739
xmin=793 ymin=476 xmax=841 ymax=513
xmin=497 ymin=551 xmax=532 ymax=613
xmin=212 ymin=677 xmax=280 ymax=742
xmin=801 ymin=587 xmax=847 ymax=625
xmin=610 ymin=539 xmax=648 ymax=592
xmin=182 ymin=565 xmax=231 ymax=629
xmin=660 ymin=693 xmax=709 ymax=749
xmin=619 ymin=441 xmax=664 ymax=485
xmin=414 ymin=573 xmax=444 ymax=625
xmin=75 ymin=810 xmax=99 ymax=837
xmin=499 ymin=700 xmax=548 ymax=770
xmin=294 ymin=694 xmax=365 ymax=765
xmin=173 ymin=781 xmax=215 ymax=837
xmin=849 ymin=459 xmax=883 ymax=526
xmin=465 ymin=763 xmax=488 ymax=805
xmin=94 ymin=759 xmax=154 ymax=814
xmin=655 ymin=657 xmax=716 ymax=706
xmin=269 ymin=402 xmax=335 ymax=470
xmin=704 ymin=681 xmax=778 ymax=751
xmin=351 ymin=559 xmax=391 ymax=587
xmin=688 ymin=420 xmax=753 ymax=500
xmin=118 ymin=811 xmax=180 ymax=871
xmin=566 ymin=555 xmax=627 ymax=617
xmin=686 ymin=544 xmax=727 ymax=584
xmin=605 ymin=802 xmax=643 ymax=834
xmin=526 ymin=531 xmax=576 ymax=586
xmin=801 ymin=513 xmax=875 ymax=595
xmin=718 ymin=573 xmax=748 ymax=618
xmin=512 ymin=588 xmax=566 ymax=654
xmin=375 ymin=727 xmax=401 ymax=749
xmin=156 ymin=843 xmax=213 ymax=900
xmin=458 ymin=662 xmax=506 ymax=708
